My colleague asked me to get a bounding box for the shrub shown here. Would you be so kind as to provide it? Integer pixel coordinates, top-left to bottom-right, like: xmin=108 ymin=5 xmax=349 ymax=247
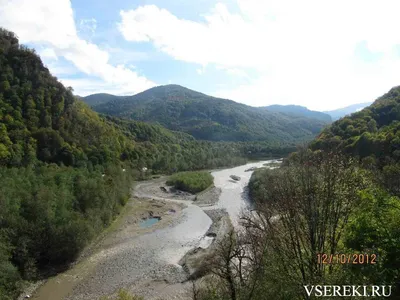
xmin=166 ymin=171 xmax=213 ymax=193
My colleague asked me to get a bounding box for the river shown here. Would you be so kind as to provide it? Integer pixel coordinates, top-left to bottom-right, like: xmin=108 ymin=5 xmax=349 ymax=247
xmin=30 ymin=160 xmax=278 ymax=300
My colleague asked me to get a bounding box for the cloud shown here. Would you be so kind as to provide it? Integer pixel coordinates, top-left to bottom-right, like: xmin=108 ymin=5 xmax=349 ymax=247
xmin=216 ymin=66 xmax=249 ymax=79
xmin=39 ymin=48 xmax=58 ymax=61
xmin=0 ymin=0 xmax=155 ymax=96
xmin=118 ymin=0 xmax=400 ymax=110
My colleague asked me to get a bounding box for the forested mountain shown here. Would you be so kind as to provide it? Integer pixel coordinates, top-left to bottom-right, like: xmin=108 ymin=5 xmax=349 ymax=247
xmin=312 ymin=86 xmax=400 ymax=196
xmin=323 ymin=102 xmax=372 ymax=120
xmin=0 ymin=28 xmax=137 ymax=300
xmin=85 ymin=85 xmax=328 ymax=142
xmin=0 ymin=28 xmax=291 ymax=299
xmin=262 ymin=104 xmax=332 ymax=122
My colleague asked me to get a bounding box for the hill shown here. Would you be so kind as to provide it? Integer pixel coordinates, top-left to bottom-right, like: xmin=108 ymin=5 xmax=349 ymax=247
xmin=323 ymin=102 xmax=372 ymax=120
xmin=312 ymin=86 xmax=400 ymax=195
xmin=0 ymin=29 xmax=137 ymax=168
xmin=86 ymin=85 xmax=328 ymax=143
xmin=242 ymin=87 xmax=400 ymax=299
xmin=262 ymin=104 xmax=332 ymax=122
xmin=0 ymin=28 xmax=140 ymax=299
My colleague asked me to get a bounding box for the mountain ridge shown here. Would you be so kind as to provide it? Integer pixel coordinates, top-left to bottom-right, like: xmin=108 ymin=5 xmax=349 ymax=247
xmin=83 ymin=84 xmax=329 ymax=143
xmin=323 ymin=102 xmax=373 ymax=120
xmin=262 ymin=104 xmax=332 ymax=122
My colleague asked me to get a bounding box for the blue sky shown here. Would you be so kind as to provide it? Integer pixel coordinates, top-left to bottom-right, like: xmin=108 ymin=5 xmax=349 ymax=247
xmin=1 ymin=0 xmax=400 ymax=110
xmin=69 ymin=0 xmax=251 ymax=95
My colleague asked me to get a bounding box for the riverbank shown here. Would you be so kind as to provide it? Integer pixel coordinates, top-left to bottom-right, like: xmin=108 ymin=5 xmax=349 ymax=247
xmin=26 ymin=160 xmax=272 ymax=300
xmin=28 ymin=175 xmax=225 ymax=300
xmin=27 ymin=195 xmax=188 ymax=300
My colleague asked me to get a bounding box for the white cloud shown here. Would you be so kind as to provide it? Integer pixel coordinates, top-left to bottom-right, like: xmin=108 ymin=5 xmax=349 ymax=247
xmin=216 ymin=66 xmax=249 ymax=79
xmin=39 ymin=48 xmax=58 ymax=61
xmin=0 ymin=0 xmax=155 ymax=96
xmin=118 ymin=0 xmax=400 ymax=110
xmin=46 ymin=62 xmax=79 ymax=76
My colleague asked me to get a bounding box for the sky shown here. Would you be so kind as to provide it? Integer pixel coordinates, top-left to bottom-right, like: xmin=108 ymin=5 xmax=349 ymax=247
xmin=1 ymin=0 xmax=400 ymax=111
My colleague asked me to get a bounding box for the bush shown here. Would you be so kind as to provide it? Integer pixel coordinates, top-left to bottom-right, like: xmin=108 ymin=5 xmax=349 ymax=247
xmin=166 ymin=171 xmax=213 ymax=193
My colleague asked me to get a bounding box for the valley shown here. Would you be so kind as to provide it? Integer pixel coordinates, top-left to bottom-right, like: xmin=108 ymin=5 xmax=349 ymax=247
xmin=1 ymin=25 xmax=400 ymax=300
xmin=29 ymin=161 xmax=272 ymax=300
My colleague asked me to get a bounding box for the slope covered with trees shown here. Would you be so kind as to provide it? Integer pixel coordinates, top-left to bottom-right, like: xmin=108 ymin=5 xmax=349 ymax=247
xmin=0 ymin=28 xmax=139 ymax=300
xmin=311 ymin=86 xmax=400 ymax=196
xmin=195 ymin=87 xmax=400 ymax=300
xmin=85 ymin=85 xmax=328 ymax=143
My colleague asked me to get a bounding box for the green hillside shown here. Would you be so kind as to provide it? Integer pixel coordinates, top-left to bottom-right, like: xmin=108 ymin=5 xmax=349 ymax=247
xmin=86 ymin=85 xmax=328 ymax=142
xmin=234 ymin=87 xmax=400 ymax=299
xmin=311 ymin=86 xmax=400 ymax=195
xmin=0 ymin=28 xmax=139 ymax=300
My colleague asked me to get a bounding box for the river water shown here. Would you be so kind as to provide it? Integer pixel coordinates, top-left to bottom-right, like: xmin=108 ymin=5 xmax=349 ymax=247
xmin=211 ymin=160 xmax=275 ymax=226
xmin=30 ymin=160 xmax=278 ymax=300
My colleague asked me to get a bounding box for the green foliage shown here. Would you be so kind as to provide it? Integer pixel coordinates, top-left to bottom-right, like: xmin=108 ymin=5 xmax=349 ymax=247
xmin=0 ymin=28 xmax=134 ymax=169
xmin=108 ymin=116 xmax=294 ymax=173
xmin=0 ymin=234 xmax=21 ymax=300
xmin=311 ymin=86 xmax=400 ymax=197
xmin=229 ymin=151 xmax=395 ymax=299
xmin=344 ymin=188 xmax=400 ymax=296
xmin=0 ymin=165 xmax=133 ymax=293
xmin=87 ymin=84 xmax=327 ymax=143
xmin=166 ymin=171 xmax=213 ymax=193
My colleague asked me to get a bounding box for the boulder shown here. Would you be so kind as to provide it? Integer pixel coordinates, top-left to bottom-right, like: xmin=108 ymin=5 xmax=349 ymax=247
xmin=230 ymin=175 xmax=241 ymax=181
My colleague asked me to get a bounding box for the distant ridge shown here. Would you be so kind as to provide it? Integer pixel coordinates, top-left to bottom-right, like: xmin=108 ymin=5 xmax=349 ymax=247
xmin=81 ymin=93 xmax=125 ymax=107
xmin=324 ymin=102 xmax=373 ymax=120
xmin=83 ymin=84 xmax=329 ymax=143
xmin=263 ymin=104 xmax=332 ymax=122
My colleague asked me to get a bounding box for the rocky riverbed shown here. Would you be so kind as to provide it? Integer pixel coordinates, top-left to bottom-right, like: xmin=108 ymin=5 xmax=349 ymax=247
xmin=28 ymin=160 xmax=274 ymax=300
xmin=30 ymin=178 xmax=228 ymax=300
